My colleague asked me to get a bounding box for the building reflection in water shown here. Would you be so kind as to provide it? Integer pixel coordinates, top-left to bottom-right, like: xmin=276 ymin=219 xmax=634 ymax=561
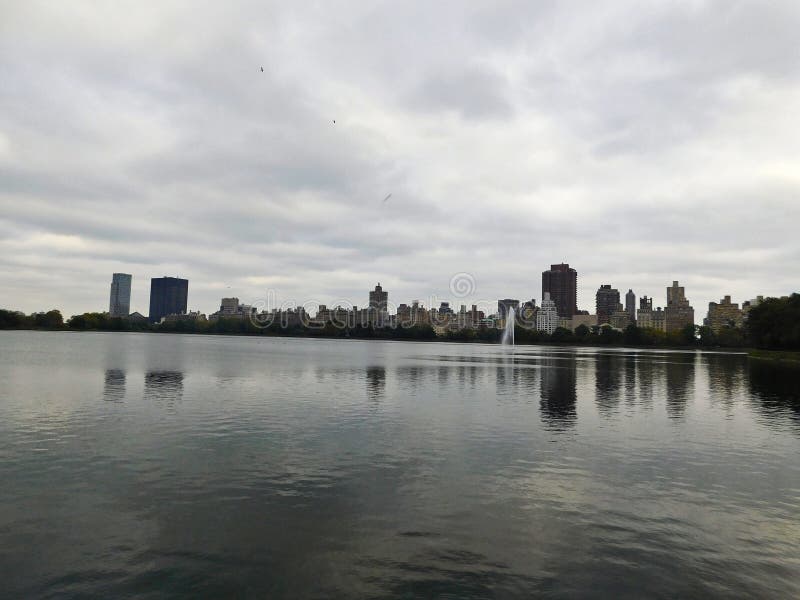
xmin=706 ymin=353 xmax=746 ymax=410
xmin=747 ymin=361 xmax=800 ymax=426
xmin=539 ymin=358 xmax=577 ymax=430
xmin=595 ymin=353 xmax=623 ymax=417
xmin=144 ymin=371 xmax=184 ymax=406
xmin=623 ymin=355 xmax=637 ymax=408
xmin=665 ymin=355 xmax=695 ymax=419
xmin=366 ymin=366 xmax=386 ymax=401
xmin=103 ymin=369 xmax=126 ymax=401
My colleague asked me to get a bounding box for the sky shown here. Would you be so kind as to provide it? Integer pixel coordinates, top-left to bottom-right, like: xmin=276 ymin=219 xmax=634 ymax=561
xmin=1 ymin=0 xmax=799 ymax=320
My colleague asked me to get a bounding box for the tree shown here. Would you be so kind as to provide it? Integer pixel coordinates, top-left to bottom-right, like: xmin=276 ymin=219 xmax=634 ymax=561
xmin=574 ymin=324 xmax=590 ymax=339
xmin=746 ymin=294 xmax=800 ymax=350
xmin=698 ymin=325 xmax=716 ymax=347
xmin=679 ymin=324 xmax=698 ymax=346
xmin=623 ymin=324 xmax=642 ymax=345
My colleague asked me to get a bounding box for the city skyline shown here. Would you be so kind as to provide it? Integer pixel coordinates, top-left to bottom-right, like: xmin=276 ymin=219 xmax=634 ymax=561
xmin=77 ymin=267 xmax=775 ymax=331
xmin=2 ymin=2 xmax=799 ymax=318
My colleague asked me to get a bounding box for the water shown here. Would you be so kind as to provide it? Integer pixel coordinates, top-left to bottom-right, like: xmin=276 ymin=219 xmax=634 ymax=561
xmin=1 ymin=331 xmax=799 ymax=598
xmin=501 ymin=308 xmax=515 ymax=346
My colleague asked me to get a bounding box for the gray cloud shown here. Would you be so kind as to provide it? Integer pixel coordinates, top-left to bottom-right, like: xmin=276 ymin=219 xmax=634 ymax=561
xmin=0 ymin=0 xmax=798 ymax=319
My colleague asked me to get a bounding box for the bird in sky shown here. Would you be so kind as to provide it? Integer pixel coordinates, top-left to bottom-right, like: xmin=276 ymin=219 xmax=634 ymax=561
xmin=382 ymin=194 xmax=392 ymax=203
xmin=260 ymin=66 xmax=264 ymax=72
xmin=333 ymin=119 xmax=336 ymax=124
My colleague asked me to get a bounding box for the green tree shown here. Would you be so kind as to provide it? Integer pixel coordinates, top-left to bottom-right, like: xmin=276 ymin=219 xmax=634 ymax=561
xmin=746 ymin=294 xmax=800 ymax=350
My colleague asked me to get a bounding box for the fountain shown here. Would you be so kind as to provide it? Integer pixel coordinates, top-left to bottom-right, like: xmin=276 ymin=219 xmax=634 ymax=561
xmin=501 ymin=306 xmax=515 ymax=346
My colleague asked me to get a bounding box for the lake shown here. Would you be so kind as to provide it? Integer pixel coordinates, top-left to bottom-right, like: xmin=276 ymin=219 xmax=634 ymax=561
xmin=1 ymin=331 xmax=798 ymax=598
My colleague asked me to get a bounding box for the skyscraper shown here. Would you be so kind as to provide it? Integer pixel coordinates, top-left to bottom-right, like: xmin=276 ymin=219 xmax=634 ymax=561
xmin=541 ymin=263 xmax=578 ymax=318
xmin=625 ymin=289 xmax=636 ymax=323
xmin=596 ymin=284 xmax=622 ymax=325
xmin=665 ymin=280 xmax=694 ymax=332
xmin=149 ymin=277 xmax=188 ymax=323
xmin=369 ymin=283 xmax=388 ymax=312
xmin=536 ymin=292 xmax=559 ymax=334
xmin=109 ymin=273 xmax=132 ymax=317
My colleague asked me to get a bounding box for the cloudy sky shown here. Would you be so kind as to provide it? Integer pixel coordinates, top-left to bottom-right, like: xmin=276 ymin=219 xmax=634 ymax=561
xmin=1 ymin=0 xmax=798 ymax=319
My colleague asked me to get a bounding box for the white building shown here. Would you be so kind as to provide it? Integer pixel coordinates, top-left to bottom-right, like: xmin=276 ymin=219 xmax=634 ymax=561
xmin=536 ymin=292 xmax=559 ymax=334
xmin=109 ymin=273 xmax=132 ymax=317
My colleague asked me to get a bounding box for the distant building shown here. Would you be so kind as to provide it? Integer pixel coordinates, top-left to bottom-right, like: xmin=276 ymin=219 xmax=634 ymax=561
xmin=636 ymin=296 xmax=660 ymax=330
xmin=706 ymin=296 xmax=743 ymax=333
xmin=568 ymin=313 xmax=597 ymax=331
xmin=742 ymin=296 xmax=764 ymax=320
xmin=109 ymin=273 xmax=132 ymax=317
xmin=625 ymin=289 xmax=636 ymax=323
xmin=518 ymin=299 xmax=538 ymax=328
xmin=541 ymin=263 xmax=578 ymax=318
xmin=536 ymin=292 xmax=559 ymax=334
xmin=636 ymin=300 xmax=667 ymax=331
xmin=149 ymin=277 xmax=188 ymax=323
xmin=610 ymin=310 xmax=632 ymax=330
xmin=220 ymin=297 xmax=239 ymax=314
xmin=596 ymin=284 xmax=622 ymax=325
xmin=369 ymin=283 xmax=388 ymax=312
xmin=497 ymin=299 xmax=520 ymax=321
xmin=210 ymin=297 xmax=254 ymax=320
xmin=665 ymin=280 xmax=694 ymax=332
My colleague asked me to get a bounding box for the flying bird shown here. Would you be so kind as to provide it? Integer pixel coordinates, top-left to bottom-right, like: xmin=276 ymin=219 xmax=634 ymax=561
xmin=382 ymin=194 xmax=392 ymax=203
xmin=333 ymin=119 xmax=336 ymax=124
xmin=260 ymin=66 xmax=264 ymax=72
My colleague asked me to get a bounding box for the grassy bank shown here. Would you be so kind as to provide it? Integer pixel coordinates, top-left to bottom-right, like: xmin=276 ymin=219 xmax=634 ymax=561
xmin=748 ymin=349 xmax=800 ymax=364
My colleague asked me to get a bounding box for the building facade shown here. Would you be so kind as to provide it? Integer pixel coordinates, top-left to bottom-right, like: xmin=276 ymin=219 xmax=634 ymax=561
xmin=536 ymin=292 xmax=559 ymax=334
xmin=665 ymin=280 xmax=694 ymax=333
xmin=625 ymin=289 xmax=636 ymax=323
xmin=706 ymin=296 xmax=743 ymax=333
xmin=541 ymin=263 xmax=578 ymax=318
xmin=610 ymin=310 xmax=632 ymax=330
xmin=596 ymin=284 xmax=622 ymax=325
xmin=149 ymin=277 xmax=188 ymax=323
xmin=369 ymin=283 xmax=388 ymax=312
xmin=109 ymin=273 xmax=132 ymax=317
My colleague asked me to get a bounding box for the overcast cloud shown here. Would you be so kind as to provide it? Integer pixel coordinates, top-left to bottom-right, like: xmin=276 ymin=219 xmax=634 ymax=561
xmin=1 ymin=0 xmax=798 ymax=319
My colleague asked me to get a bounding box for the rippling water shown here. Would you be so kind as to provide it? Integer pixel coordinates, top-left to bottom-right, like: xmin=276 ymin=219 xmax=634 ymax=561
xmin=1 ymin=331 xmax=799 ymax=598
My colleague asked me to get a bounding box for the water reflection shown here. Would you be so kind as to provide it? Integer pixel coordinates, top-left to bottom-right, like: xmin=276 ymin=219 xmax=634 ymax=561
xmin=665 ymin=355 xmax=695 ymax=419
xmin=748 ymin=361 xmax=800 ymax=426
xmin=103 ymin=369 xmax=126 ymax=401
xmin=144 ymin=371 xmax=184 ymax=405
xmin=366 ymin=366 xmax=385 ymax=401
xmin=595 ymin=353 xmax=623 ymax=417
xmin=706 ymin=353 xmax=746 ymax=410
xmin=539 ymin=359 xmax=577 ymax=430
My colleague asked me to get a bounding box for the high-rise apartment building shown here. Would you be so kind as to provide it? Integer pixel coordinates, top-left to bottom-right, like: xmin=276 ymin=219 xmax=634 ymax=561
xmin=625 ymin=289 xmax=636 ymax=323
xmin=369 ymin=283 xmax=388 ymax=312
xmin=706 ymin=296 xmax=743 ymax=333
xmin=149 ymin=277 xmax=188 ymax=323
xmin=596 ymin=284 xmax=622 ymax=325
xmin=665 ymin=280 xmax=694 ymax=332
xmin=536 ymin=292 xmax=559 ymax=334
xmin=109 ymin=273 xmax=132 ymax=317
xmin=541 ymin=263 xmax=578 ymax=318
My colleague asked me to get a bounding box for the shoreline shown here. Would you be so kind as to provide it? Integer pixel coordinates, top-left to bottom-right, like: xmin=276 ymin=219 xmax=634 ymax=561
xmin=0 ymin=327 xmax=757 ymax=354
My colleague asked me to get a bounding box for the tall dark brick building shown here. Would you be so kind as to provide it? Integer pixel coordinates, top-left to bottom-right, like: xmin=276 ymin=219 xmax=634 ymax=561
xmin=596 ymin=284 xmax=622 ymax=325
xmin=541 ymin=263 xmax=578 ymax=318
xmin=149 ymin=277 xmax=188 ymax=323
